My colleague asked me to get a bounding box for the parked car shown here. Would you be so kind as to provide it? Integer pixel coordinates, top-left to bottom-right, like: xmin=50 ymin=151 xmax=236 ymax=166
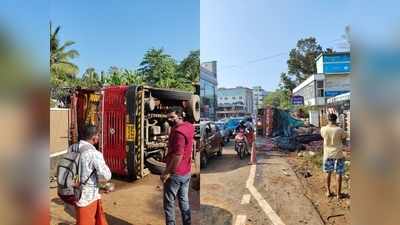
xmin=199 ymin=121 xmax=224 ymax=168
xmin=215 ymin=121 xmax=229 ymax=144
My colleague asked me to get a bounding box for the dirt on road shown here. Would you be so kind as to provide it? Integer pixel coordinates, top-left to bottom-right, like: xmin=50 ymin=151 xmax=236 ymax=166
xmin=288 ymin=153 xmax=351 ymax=225
xmin=50 ymin=174 xmax=200 ymax=225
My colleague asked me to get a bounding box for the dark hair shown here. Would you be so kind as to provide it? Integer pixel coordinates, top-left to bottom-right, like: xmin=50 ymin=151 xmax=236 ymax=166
xmin=81 ymin=125 xmax=98 ymax=140
xmin=328 ymin=113 xmax=337 ymax=122
xmin=167 ymin=106 xmax=184 ymax=117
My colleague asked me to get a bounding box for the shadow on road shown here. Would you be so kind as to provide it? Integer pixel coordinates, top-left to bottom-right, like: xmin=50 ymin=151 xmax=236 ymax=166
xmin=105 ymin=214 xmax=133 ymax=225
xmin=200 ymin=204 xmax=233 ymax=225
xmin=201 ymin=142 xmax=251 ymax=174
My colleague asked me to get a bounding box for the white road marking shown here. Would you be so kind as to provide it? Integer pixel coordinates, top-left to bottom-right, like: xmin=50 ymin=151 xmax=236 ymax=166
xmin=246 ymin=164 xmax=286 ymax=225
xmin=49 ymin=150 xmax=67 ymax=158
xmin=241 ymin=194 xmax=251 ymax=204
xmin=234 ymin=215 xmax=247 ymax=225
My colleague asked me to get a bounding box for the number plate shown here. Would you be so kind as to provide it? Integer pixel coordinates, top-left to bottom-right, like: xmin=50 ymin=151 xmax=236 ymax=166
xmin=126 ymin=124 xmax=135 ymax=142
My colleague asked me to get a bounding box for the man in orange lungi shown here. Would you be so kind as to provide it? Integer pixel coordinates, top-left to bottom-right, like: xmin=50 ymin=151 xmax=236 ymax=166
xmin=75 ymin=125 xmax=112 ymax=225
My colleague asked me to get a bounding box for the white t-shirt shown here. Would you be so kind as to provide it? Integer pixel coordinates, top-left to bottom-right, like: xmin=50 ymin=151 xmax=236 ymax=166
xmin=320 ymin=125 xmax=347 ymax=160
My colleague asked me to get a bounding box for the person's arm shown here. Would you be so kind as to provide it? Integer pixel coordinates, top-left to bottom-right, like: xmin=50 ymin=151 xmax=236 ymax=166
xmin=161 ymin=133 xmax=185 ymax=181
xmin=93 ymin=151 xmax=112 ymax=183
xmin=320 ymin=127 xmax=325 ymax=138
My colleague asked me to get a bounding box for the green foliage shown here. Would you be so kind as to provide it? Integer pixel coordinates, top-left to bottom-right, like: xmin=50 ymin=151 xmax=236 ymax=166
xmin=138 ymin=48 xmax=177 ymax=88
xmin=279 ymin=72 xmax=296 ymax=92
xmin=50 ymin=22 xmax=81 ymax=105
xmin=50 ymin=22 xmax=80 ymax=79
xmin=81 ymin=68 xmax=102 ymax=88
xmin=49 ymin=25 xmax=198 ymax=105
xmin=262 ymin=89 xmax=293 ymax=110
xmin=177 ymin=50 xmax=200 ymax=86
xmin=138 ymin=48 xmax=199 ymax=92
xmin=287 ymin=37 xmax=323 ymax=83
xmin=103 ymin=67 xmax=145 ymax=86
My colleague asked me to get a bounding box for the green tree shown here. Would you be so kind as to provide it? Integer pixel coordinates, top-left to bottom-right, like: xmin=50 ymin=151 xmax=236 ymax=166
xmin=287 ymin=37 xmax=323 ymax=83
xmin=121 ymin=69 xmax=144 ymax=85
xmin=104 ymin=66 xmax=124 ymax=85
xmin=138 ymin=48 xmax=177 ymax=88
xmin=178 ymin=50 xmax=200 ymax=86
xmin=262 ymin=89 xmax=293 ymax=110
xmin=81 ymin=68 xmax=102 ymax=88
xmin=50 ymin=22 xmax=80 ymax=105
xmin=279 ymin=72 xmax=296 ymax=92
xmin=50 ymin=22 xmax=80 ymax=79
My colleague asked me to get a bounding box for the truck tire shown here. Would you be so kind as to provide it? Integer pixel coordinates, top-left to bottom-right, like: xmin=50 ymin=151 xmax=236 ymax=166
xmin=189 ymin=95 xmax=201 ymax=122
xmin=145 ymin=157 xmax=166 ymax=175
xmin=150 ymin=89 xmax=192 ymax=101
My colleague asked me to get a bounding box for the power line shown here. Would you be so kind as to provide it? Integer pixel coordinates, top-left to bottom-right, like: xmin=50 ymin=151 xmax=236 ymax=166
xmin=221 ymin=37 xmax=348 ymax=69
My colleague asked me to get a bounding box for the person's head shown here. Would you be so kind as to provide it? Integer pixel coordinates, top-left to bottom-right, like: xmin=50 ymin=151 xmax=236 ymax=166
xmin=81 ymin=125 xmax=99 ymax=145
xmin=167 ymin=106 xmax=184 ymax=126
xmin=239 ymin=120 xmax=245 ymax=127
xmin=328 ymin=113 xmax=337 ymax=124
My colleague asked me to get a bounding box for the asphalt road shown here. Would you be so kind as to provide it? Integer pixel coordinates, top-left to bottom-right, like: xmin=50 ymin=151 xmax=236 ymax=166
xmin=200 ymin=137 xmax=324 ymax=225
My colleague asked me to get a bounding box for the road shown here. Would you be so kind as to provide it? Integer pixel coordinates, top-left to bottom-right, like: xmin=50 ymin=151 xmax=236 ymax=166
xmin=200 ymin=137 xmax=324 ymax=225
xmin=50 ymin=174 xmax=200 ymax=225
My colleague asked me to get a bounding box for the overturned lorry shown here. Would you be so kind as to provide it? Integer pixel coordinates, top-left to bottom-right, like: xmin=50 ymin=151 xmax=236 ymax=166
xmin=257 ymin=106 xmax=322 ymax=151
xmin=69 ymin=85 xmax=200 ymax=181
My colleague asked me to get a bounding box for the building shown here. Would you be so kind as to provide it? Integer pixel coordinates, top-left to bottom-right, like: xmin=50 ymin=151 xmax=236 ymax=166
xmin=252 ymin=86 xmax=268 ymax=114
xmin=292 ymin=52 xmax=350 ymax=127
xmin=200 ymin=61 xmax=218 ymax=121
xmin=216 ymin=87 xmax=253 ymax=119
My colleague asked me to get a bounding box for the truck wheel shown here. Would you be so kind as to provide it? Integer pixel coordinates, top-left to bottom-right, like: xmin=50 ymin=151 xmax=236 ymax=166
xmin=150 ymin=89 xmax=192 ymax=101
xmin=145 ymin=157 xmax=166 ymax=175
xmin=189 ymin=95 xmax=201 ymax=122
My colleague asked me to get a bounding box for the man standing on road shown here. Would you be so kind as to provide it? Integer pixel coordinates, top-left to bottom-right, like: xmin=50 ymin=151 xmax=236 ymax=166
xmin=75 ymin=125 xmax=112 ymax=225
xmin=161 ymin=106 xmax=195 ymax=225
xmin=321 ymin=113 xmax=347 ymax=199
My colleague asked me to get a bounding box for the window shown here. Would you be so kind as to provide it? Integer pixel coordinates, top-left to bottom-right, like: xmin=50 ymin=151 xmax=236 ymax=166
xmin=239 ymin=96 xmax=243 ymax=99
xmin=232 ymin=96 xmax=236 ymax=100
xmin=224 ymin=97 xmax=228 ymax=100
xmin=316 ymin=80 xmax=324 ymax=97
xmin=317 ymin=80 xmax=324 ymax=88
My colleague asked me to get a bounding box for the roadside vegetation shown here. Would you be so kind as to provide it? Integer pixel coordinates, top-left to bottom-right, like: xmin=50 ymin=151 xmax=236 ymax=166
xmin=262 ymin=26 xmax=351 ymax=111
xmin=50 ymin=22 xmax=199 ymax=107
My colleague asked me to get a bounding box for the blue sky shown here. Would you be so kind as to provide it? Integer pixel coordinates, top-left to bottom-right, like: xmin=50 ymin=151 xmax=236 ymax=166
xmin=201 ymin=0 xmax=400 ymax=91
xmin=201 ymin=0 xmax=355 ymax=91
xmin=50 ymin=0 xmax=199 ymax=76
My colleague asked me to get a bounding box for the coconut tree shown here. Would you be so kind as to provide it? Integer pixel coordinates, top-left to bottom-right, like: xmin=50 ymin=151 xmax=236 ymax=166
xmin=50 ymin=22 xmax=80 ymax=79
xmin=81 ymin=67 xmax=102 ymax=88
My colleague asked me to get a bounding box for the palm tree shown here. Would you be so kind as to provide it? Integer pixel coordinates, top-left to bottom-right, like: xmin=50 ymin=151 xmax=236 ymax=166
xmin=178 ymin=50 xmax=200 ymax=86
xmin=50 ymin=22 xmax=80 ymax=79
xmin=82 ymin=67 xmax=102 ymax=88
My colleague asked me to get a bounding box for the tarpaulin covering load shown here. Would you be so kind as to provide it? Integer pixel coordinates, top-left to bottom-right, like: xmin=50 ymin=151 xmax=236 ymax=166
xmin=271 ymin=108 xmax=304 ymax=137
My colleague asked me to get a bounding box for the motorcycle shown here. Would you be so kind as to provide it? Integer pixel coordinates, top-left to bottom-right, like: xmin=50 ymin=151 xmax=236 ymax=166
xmin=234 ymin=127 xmax=251 ymax=159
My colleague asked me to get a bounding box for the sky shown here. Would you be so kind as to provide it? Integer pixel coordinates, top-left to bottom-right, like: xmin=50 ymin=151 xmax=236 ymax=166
xmin=50 ymin=0 xmax=200 ymax=76
xmin=200 ymin=0 xmax=400 ymax=91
